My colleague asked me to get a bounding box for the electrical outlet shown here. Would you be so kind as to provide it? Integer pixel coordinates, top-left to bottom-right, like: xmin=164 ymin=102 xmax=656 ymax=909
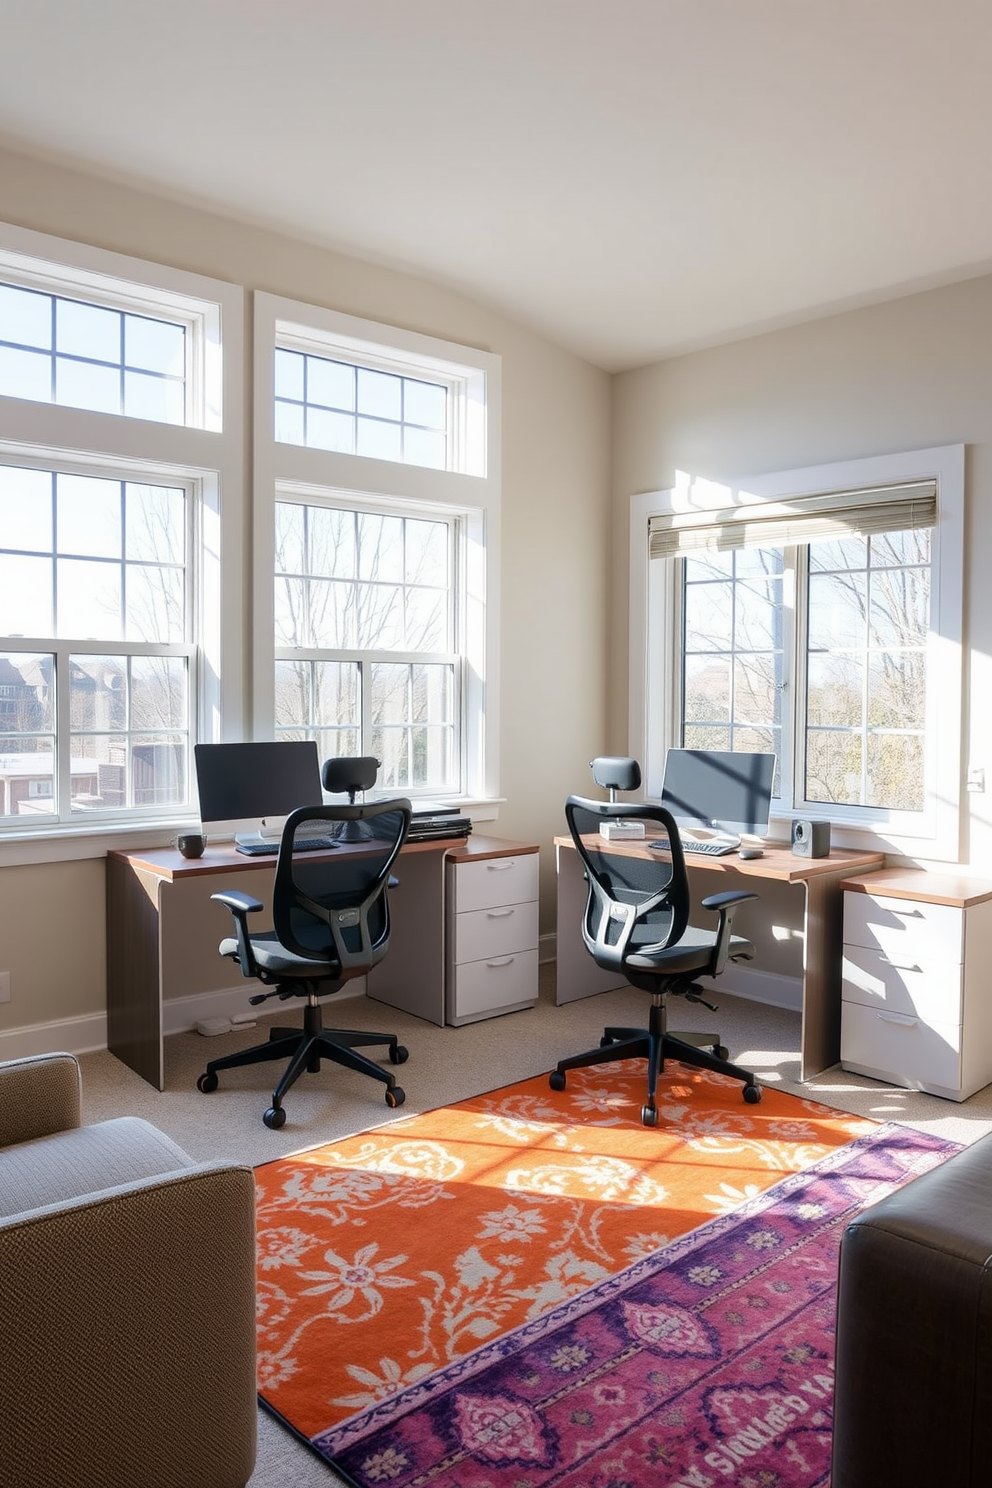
xmin=0 ymin=971 xmax=10 ymax=1004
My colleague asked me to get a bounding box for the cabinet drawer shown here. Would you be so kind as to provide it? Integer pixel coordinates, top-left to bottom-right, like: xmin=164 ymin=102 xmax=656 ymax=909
xmin=450 ymin=853 xmax=539 ymax=913
xmin=449 ymin=949 xmax=538 ymax=1021
xmin=842 ymin=944 xmax=964 ymax=1025
xmin=843 ymin=892 xmax=964 ymax=965
xmin=453 ymin=901 xmax=539 ymax=964
xmin=841 ymin=999 xmax=962 ymax=1094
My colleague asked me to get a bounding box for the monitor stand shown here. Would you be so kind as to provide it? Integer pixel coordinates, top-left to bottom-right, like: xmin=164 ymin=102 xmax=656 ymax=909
xmin=234 ymin=819 xmax=284 ymax=850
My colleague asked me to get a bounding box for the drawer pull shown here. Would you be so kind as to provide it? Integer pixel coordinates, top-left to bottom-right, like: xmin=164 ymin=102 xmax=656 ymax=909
xmin=486 ymin=956 xmax=516 ymax=968
xmin=486 ymin=908 xmax=515 ymax=919
xmin=876 ymin=1011 xmax=918 ymax=1027
xmin=487 ymin=861 xmax=515 ymax=870
xmin=878 ymin=957 xmax=922 ymax=973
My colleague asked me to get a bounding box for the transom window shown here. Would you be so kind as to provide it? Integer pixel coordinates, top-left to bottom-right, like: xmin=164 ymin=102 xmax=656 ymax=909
xmin=0 ymin=282 xmax=187 ymax=424
xmin=274 ymin=499 xmax=458 ymax=792
xmin=275 ymin=348 xmax=448 ymax=469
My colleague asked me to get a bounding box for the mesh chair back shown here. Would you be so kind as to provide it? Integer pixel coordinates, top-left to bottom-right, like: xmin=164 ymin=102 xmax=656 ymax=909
xmin=564 ymin=797 xmax=691 ymax=972
xmin=272 ymin=799 xmax=411 ymax=973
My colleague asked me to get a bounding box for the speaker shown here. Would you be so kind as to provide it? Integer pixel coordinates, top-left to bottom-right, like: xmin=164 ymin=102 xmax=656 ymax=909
xmin=791 ymin=818 xmax=831 ymax=858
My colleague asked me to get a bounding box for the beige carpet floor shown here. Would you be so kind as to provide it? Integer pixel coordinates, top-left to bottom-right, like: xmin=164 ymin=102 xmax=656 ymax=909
xmin=75 ymin=962 xmax=992 ymax=1486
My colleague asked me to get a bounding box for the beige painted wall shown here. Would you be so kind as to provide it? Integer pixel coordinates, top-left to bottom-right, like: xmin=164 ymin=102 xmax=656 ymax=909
xmin=612 ymin=275 xmax=992 ymax=869
xmin=0 ymin=147 xmax=612 ymax=1039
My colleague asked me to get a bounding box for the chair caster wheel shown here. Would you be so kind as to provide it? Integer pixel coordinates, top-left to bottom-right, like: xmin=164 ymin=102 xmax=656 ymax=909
xmin=549 ymin=1070 xmax=566 ymax=1092
xmin=263 ymin=1105 xmax=287 ymax=1129
xmin=743 ymin=1083 xmax=762 ymax=1104
xmin=197 ymin=1072 xmax=218 ymax=1093
xmin=641 ymin=1104 xmax=659 ymax=1127
xmin=385 ymin=1085 xmax=405 ymax=1108
xmin=390 ymin=1045 xmax=409 ymax=1065
xmin=716 ymin=1045 xmax=730 ymax=1061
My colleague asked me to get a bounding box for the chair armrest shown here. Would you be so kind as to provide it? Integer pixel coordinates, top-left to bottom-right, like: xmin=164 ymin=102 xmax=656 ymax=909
xmin=211 ymin=888 xmax=265 ymax=978
xmin=699 ymin=889 xmax=759 ymax=913
xmin=0 ymin=1052 xmax=81 ymax=1148
xmin=0 ymin=1161 xmax=258 ymax=1488
xmin=699 ymin=889 xmax=759 ymax=976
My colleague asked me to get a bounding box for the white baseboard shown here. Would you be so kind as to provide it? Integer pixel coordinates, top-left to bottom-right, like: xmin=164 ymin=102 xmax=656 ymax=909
xmin=700 ymin=964 xmax=803 ymax=1014
xmin=0 ymin=959 xmax=798 ymax=1066
xmin=161 ymin=979 xmax=367 ymax=1037
xmin=0 ymin=1012 xmax=108 ymax=1063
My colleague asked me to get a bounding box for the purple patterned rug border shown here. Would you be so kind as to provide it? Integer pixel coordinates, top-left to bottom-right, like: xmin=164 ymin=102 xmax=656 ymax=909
xmin=311 ymin=1120 xmax=956 ymax=1462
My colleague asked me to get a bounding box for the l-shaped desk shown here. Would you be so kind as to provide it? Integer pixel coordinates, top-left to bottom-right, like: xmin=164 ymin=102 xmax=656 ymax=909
xmin=555 ymin=836 xmax=885 ymax=1081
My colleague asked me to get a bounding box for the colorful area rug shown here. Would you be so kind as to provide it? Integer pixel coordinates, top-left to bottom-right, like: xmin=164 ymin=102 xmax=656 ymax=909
xmin=323 ymin=1121 xmax=955 ymax=1487
xmin=252 ymin=1060 xmax=926 ymax=1472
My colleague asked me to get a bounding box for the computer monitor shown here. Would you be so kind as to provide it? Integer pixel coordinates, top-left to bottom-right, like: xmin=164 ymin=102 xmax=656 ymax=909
xmin=660 ymin=748 xmax=775 ymax=842
xmin=193 ymin=740 xmax=322 ymax=846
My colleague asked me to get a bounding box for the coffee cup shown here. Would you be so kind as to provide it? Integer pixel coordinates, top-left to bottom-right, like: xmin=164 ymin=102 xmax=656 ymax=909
xmin=175 ymin=832 xmax=207 ymax=859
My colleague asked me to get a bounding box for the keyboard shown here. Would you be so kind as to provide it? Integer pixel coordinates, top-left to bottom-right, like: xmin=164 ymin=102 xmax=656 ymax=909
xmin=680 ymin=837 xmax=739 ymax=857
xmin=235 ymin=836 xmax=339 ymax=856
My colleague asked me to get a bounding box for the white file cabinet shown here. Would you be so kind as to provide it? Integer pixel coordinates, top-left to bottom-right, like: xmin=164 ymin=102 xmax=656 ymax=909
xmin=840 ymin=870 xmax=992 ymax=1101
xmin=445 ymin=838 xmax=540 ymax=1026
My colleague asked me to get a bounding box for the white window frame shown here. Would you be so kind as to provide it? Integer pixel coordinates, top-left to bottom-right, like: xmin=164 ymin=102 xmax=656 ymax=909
xmin=253 ymin=293 xmax=501 ymax=811
xmin=0 ymin=222 xmax=244 ymax=863
xmin=629 ymin=444 xmax=965 ymax=861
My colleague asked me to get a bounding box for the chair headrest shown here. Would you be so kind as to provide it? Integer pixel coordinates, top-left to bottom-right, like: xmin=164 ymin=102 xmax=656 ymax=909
xmin=321 ymin=755 xmax=380 ymax=796
xmin=590 ymin=756 xmax=641 ymax=794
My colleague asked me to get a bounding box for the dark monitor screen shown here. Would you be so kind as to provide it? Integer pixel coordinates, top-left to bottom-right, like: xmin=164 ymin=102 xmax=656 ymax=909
xmin=193 ymin=741 xmax=322 ymax=834
xmin=660 ymin=748 xmax=775 ymax=838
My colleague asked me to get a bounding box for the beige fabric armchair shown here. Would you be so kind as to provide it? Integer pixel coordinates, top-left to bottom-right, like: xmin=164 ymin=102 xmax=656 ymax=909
xmin=0 ymin=1052 xmax=257 ymax=1488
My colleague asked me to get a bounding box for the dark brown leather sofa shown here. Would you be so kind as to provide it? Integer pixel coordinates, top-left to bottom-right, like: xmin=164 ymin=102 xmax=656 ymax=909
xmin=832 ymin=1133 xmax=992 ymax=1487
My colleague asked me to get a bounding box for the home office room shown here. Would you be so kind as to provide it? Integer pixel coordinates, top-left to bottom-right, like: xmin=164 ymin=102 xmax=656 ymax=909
xmin=2 ymin=5 xmax=992 ymax=1486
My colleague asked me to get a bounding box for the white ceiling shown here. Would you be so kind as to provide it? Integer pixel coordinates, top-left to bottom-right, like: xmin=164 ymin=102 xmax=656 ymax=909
xmin=1 ymin=0 xmax=992 ymax=372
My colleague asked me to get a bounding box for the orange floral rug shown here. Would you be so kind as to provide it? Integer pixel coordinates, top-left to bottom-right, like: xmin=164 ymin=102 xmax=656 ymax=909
xmin=254 ymin=1061 xmax=876 ymax=1449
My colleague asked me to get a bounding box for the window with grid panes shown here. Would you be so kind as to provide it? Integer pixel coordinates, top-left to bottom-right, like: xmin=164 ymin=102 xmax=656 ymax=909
xmin=0 ymin=461 xmax=193 ymax=819
xmin=0 ymin=224 xmax=240 ymax=836
xmin=679 ymin=532 xmax=931 ymax=813
xmin=256 ymin=292 xmax=500 ymax=808
xmin=634 ymin=447 xmax=963 ymax=856
xmin=274 ymin=498 xmax=458 ymax=792
xmin=275 ymin=349 xmax=448 ymax=469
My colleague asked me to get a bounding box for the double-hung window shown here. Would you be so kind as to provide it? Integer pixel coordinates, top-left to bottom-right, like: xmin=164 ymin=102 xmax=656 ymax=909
xmin=631 ymin=446 xmax=964 ymax=859
xmin=274 ymin=499 xmax=458 ymax=788
xmin=254 ymin=294 xmax=500 ymax=805
xmin=0 ymin=223 xmax=242 ymax=838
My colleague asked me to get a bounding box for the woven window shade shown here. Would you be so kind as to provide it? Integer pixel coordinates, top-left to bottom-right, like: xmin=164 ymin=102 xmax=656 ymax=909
xmin=648 ymin=479 xmax=937 ymax=560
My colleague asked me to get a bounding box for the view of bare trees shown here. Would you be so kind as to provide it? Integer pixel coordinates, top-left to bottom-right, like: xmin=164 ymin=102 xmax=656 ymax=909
xmin=682 ymin=531 xmax=930 ymax=812
xmin=0 ymin=467 xmax=190 ymax=813
xmin=274 ymin=501 xmax=455 ymax=792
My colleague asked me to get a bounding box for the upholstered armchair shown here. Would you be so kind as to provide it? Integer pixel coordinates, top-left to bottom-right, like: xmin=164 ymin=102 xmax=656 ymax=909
xmin=0 ymin=1052 xmax=257 ymax=1488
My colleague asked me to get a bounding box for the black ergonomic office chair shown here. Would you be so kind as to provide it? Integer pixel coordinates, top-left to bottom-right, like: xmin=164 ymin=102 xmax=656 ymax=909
xmin=551 ymin=758 xmax=762 ymax=1125
xmin=197 ymin=797 xmax=412 ymax=1129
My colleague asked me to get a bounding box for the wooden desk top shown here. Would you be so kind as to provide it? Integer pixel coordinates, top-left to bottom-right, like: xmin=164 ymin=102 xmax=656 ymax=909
xmin=111 ymin=832 xmax=537 ymax=883
xmin=109 ymin=834 xmax=450 ymax=883
xmin=554 ymin=834 xmax=884 ymax=883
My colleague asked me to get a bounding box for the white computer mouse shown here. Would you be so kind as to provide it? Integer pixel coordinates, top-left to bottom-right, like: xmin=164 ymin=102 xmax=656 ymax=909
xmin=738 ymin=847 xmax=764 ymax=860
